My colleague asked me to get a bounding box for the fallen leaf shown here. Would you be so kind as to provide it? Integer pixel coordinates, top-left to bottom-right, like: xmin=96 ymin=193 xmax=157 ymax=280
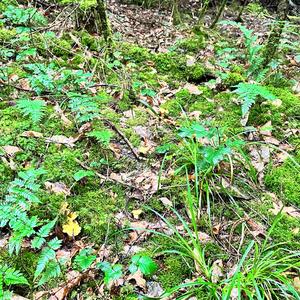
xmin=63 ymin=219 xmax=81 ymax=237
xmin=259 ymin=121 xmax=272 ymax=136
xmin=183 ymin=83 xmax=202 ymax=95
xmin=54 ymin=103 xmax=73 ymax=127
xmin=186 ymin=55 xmax=196 ymax=66
xmin=264 ymin=136 xmax=280 ymax=145
xmin=21 ymin=131 xmax=43 ymax=138
xmin=269 ymin=201 xmax=300 ymax=218
xmin=127 ymin=269 xmax=146 ymax=290
xmin=146 ymin=281 xmax=164 ymax=298
xmin=294 ymin=277 xmax=300 ymax=292
xmin=45 ymin=135 xmax=77 ymax=148
xmin=271 ymin=98 xmax=282 ymax=107
xmin=197 ymin=232 xmax=212 ymax=243
xmin=159 ymin=197 xmax=172 ymax=207
xmin=132 ymin=209 xmax=143 ymax=219
xmin=211 ymin=259 xmax=223 ymax=283
xmin=1 ymin=145 xmax=22 ymax=156
xmin=45 ymin=182 xmax=71 ymax=196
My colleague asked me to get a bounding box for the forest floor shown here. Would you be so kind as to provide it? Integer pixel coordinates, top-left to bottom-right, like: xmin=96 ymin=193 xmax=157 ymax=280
xmin=0 ymin=1 xmax=300 ymax=299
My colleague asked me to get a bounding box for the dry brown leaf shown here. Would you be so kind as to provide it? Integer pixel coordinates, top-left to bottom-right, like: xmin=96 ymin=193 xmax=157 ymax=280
xmin=1 ymin=145 xmax=22 ymax=156
xmin=269 ymin=201 xmax=300 ymax=218
xmin=21 ymin=131 xmax=43 ymax=138
xmin=127 ymin=269 xmax=146 ymax=290
xmin=211 ymin=259 xmax=223 ymax=283
xmin=259 ymin=121 xmax=272 ymax=136
xmin=12 ymin=295 xmax=29 ymax=300
xmin=18 ymin=78 xmax=31 ymax=90
xmin=264 ymin=136 xmax=280 ymax=145
xmin=45 ymin=135 xmax=77 ymax=148
xmin=183 ymin=83 xmax=202 ymax=95
xmin=294 ymin=277 xmax=300 ymax=292
xmin=197 ymin=232 xmax=212 ymax=243
xmin=45 ymin=181 xmax=71 ymax=196
xmin=246 ymin=218 xmax=266 ymax=237
xmin=54 ymin=104 xmax=73 ymax=127
xmin=159 ymin=197 xmax=172 ymax=207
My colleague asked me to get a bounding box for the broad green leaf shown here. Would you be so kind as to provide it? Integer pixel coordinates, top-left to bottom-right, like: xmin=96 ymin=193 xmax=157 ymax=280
xmin=73 ymin=170 xmax=95 ymax=181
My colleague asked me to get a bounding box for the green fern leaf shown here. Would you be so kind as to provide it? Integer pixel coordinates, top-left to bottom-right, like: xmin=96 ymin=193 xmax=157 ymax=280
xmin=37 ymin=261 xmax=61 ymax=286
xmin=16 ymin=98 xmax=46 ymax=123
xmin=234 ymin=83 xmax=276 ymax=116
xmin=34 ymin=247 xmax=56 ymax=278
xmin=0 ymin=265 xmax=29 ymax=286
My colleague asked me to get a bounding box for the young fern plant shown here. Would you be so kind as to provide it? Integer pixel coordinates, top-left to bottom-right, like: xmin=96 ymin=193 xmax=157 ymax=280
xmin=0 ymin=265 xmax=29 ymax=300
xmin=16 ymin=98 xmax=46 ymax=123
xmin=233 ymin=82 xmax=277 ymax=116
xmin=0 ymin=169 xmax=64 ymax=286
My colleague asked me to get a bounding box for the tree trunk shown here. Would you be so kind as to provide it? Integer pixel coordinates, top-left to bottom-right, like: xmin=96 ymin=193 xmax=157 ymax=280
xmin=198 ymin=0 xmax=210 ymax=24
xmin=172 ymin=0 xmax=181 ymax=25
xmin=261 ymin=0 xmax=288 ymax=68
xmin=95 ymin=0 xmax=112 ymax=45
xmin=235 ymin=0 xmax=250 ymax=22
xmin=210 ymin=0 xmax=228 ymax=28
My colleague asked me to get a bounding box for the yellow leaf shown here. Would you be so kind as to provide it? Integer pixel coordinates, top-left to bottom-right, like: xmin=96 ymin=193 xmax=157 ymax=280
xmin=132 ymin=209 xmax=143 ymax=220
xmin=67 ymin=212 xmax=78 ymax=221
xmin=62 ymin=220 xmax=81 ymax=237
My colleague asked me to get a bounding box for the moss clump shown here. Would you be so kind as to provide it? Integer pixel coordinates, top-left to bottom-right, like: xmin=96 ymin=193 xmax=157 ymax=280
xmin=265 ymin=156 xmax=300 ymax=206
xmin=158 ymin=256 xmax=191 ymax=289
xmin=177 ymin=36 xmax=205 ymax=53
xmin=51 ymin=38 xmax=73 ymax=57
xmin=71 ymin=187 xmax=125 ymax=242
xmin=42 ymin=148 xmax=83 ymax=185
xmin=222 ymin=71 xmax=245 ymax=87
xmin=120 ymin=43 xmax=151 ymax=63
xmin=126 ymin=108 xmax=149 ymax=126
xmin=0 ymin=28 xmax=17 ymax=42
xmin=187 ymin=64 xmax=206 ymax=82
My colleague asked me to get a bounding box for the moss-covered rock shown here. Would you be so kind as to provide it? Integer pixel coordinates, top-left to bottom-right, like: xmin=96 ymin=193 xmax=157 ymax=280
xmin=265 ymin=155 xmax=300 ymax=206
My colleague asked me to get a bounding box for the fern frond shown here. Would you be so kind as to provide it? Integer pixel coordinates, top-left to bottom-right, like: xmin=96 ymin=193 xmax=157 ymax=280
xmin=67 ymin=93 xmax=99 ymax=123
xmin=34 ymin=247 xmax=56 ymax=278
xmin=0 ymin=265 xmax=29 ymax=286
xmin=234 ymin=83 xmax=276 ymax=116
xmin=16 ymin=98 xmax=46 ymax=123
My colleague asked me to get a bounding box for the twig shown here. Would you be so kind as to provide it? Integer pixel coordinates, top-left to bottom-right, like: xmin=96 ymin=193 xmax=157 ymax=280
xmin=74 ymin=158 xmax=138 ymax=190
xmin=104 ymin=120 xmax=142 ymax=161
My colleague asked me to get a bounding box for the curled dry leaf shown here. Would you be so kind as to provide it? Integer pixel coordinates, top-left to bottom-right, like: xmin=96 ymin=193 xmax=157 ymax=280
xmin=45 ymin=181 xmax=71 ymax=196
xmin=21 ymin=131 xmax=43 ymax=138
xmin=211 ymin=259 xmax=223 ymax=283
xmin=127 ymin=269 xmax=146 ymax=290
xmin=183 ymin=83 xmax=202 ymax=95
xmin=1 ymin=145 xmax=22 ymax=156
xmin=45 ymin=135 xmax=77 ymax=148
xmin=54 ymin=103 xmax=73 ymax=127
xmin=269 ymin=201 xmax=300 ymax=218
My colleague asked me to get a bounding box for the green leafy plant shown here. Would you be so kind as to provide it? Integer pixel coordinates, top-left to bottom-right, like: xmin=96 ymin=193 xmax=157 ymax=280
xmin=87 ymin=130 xmax=113 ymax=146
xmin=73 ymin=170 xmax=95 ymax=182
xmin=3 ymin=5 xmax=47 ymax=26
xmin=34 ymin=237 xmax=62 ymax=286
xmin=67 ymin=93 xmax=100 ymax=123
xmin=233 ymin=82 xmax=277 ymax=116
xmin=74 ymin=248 xmax=97 ymax=271
xmin=0 ymin=265 xmax=29 ymax=299
xmin=16 ymin=98 xmax=46 ymax=123
xmin=129 ymin=255 xmax=157 ymax=276
xmin=97 ymin=262 xmax=123 ymax=285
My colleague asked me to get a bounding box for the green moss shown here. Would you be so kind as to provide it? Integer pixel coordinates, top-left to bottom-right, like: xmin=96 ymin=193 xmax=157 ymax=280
xmin=213 ymin=92 xmax=242 ymax=130
xmin=78 ymin=30 xmax=100 ymax=51
xmin=51 ymin=38 xmax=73 ymax=57
xmin=0 ymin=28 xmax=16 ymax=42
xmin=42 ymin=148 xmax=83 ymax=185
xmin=120 ymin=43 xmax=151 ymax=63
xmin=222 ymin=71 xmax=245 ymax=87
xmin=158 ymin=255 xmax=190 ymax=289
xmin=123 ymin=127 xmax=141 ymax=147
xmin=71 ymin=187 xmax=125 ymax=242
xmin=265 ymin=155 xmax=300 ymax=206
xmin=126 ymin=108 xmax=149 ymax=126
xmin=177 ymin=36 xmax=205 ymax=53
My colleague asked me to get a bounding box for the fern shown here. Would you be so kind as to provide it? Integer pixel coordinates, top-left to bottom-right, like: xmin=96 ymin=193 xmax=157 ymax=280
xmin=0 ymin=264 xmax=28 ymax=299
xmin=16 ymin=98 xmax=46 ymax=123
xmin=67 ymin=92 xmax=100 ymax=123
xmin=0 ymin=169 xmax=46 ymax=254
xmin=34 ymin=238 xmax=62 ymax=286
xmin=234 ymin=83 xmax=277 ymax=116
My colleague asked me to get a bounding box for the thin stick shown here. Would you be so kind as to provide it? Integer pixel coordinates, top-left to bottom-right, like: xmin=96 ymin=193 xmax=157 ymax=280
xmin=104 ymin=120 xmax=142 ymax=161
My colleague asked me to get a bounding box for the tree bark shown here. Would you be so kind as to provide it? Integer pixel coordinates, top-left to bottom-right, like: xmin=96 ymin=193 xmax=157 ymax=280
xmin=261 ymin=0 xmax=288 ymax=68
xmin=95 ymin=0 xmax=112 ymax=45
xmin=210 ymin=0 xmax=228 ymax=28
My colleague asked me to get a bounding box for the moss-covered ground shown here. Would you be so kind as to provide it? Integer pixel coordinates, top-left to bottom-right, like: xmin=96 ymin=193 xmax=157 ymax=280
xmin=0 ymin=0 xmax=299 ymax=299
